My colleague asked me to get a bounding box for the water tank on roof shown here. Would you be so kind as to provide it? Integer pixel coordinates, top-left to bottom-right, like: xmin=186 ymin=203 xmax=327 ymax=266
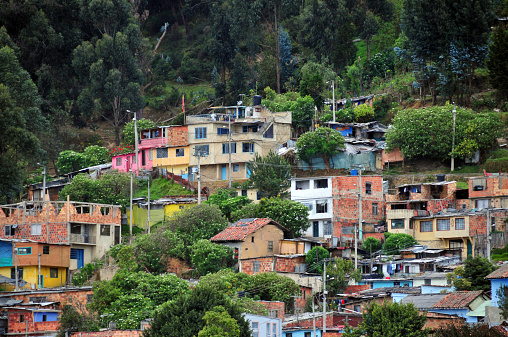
xmin=253 ymin=95 xmax=262 ymax=106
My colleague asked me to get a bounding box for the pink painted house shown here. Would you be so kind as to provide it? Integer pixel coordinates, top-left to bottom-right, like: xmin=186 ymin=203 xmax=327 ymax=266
xmin=112 ymin=125 xmax=189 ymax=174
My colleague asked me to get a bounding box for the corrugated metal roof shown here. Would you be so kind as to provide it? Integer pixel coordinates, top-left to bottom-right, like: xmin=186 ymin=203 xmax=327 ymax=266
xmin=401 ymin=294 xmax=447 ymax=309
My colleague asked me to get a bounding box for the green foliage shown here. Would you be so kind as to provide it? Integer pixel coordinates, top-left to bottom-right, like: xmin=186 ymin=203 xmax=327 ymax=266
xmin=446 ymin=266 xmax=472 ymax=291
xmin=90 ymin=271 xmax=190 ymax=330
xmin=206 ymin=189 xmax=252 ymax=220
xmin=354 ymin=104 xmax=375 ymax=123
xmin=362 ymin=237 xmax=382 ymax=253
xmin=382 ymin=233 xmax=418 ymax=255
xmin=191 ymin=240 xmax=235 ymax=276
xmin=132 ymin=230 xmax=185 ymax=274
xmin=72 ymin=260 xmax=103 ymax=286
xmin=484 ymin=157 xmax=508 ymax=173
xmin=386 ymin=105 xmax=504 ymax=161
xmin=299 ymin=61 xmax=336 ymax=108
xmin=198 ymin=306 xmax=240 ymax=337
xmin=488 ymin=26 xmax=508 ymax=100
xmin=305 ymin=246 xmax=330 ymax=274
xmin=262 ymin=88 xmax=315 ymax=132
xmin=462 ymin=256 xmax=497 ymax=291
xmin=83 ymin=145 xmax=111 ymax=166
xmin=57 ymin=304 xmax=99 ymax=337
xmin=134 ymin=177 xmax=194 ymax=199
xmin=59 ymin=172 xmax=133 ymax=209
xmin=144 ymin=286 xmax=250 ymax=337
xmin=246 ymin=272 xmax=301 ymax=309
xmin=122 ymin=119 xmax=157 ymax=147
xmin=247 ymin=151 xmax=291 ymax=199
xmin=296 ymin=127 xmax=345 ymax=170
xmin=497 ymin=285 xmax=508 ymax=320
xmin=57 ymin=146 xmax=110 ymax=174
xmin=434 ymin=322 xmax=505 ymax=337
xmin=343 ymin=301 xmax=428 ymax=337
xmin=326 ymin=258 xmax=362 ymax=296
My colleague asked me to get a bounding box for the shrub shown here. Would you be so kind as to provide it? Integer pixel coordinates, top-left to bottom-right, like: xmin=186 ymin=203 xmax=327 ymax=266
xmin=484 ymin=157 xmax=508 ymax=173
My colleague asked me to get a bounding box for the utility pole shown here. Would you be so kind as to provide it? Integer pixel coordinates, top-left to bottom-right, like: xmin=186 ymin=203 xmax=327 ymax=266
xmin=14 ymin=242 xmax=18 ymax=291
xmin=133 ymin=111 xmax=139 ymax=174
xmin=356 ymin=165 xmax=363 ymax=270
xmin=129 ymin=167 xmax=133 ymax=242
xmin=38 ymin=253 xmax=41 ymax=289
xmin=312 ymin=293 xmax=316 ymax=337
xmin=228 ymin=115 xmax=232 ymax=189
xmin=42 ymin=165 xmax=46 ymax=201
xmin=196 ymin=152 xmax=202 ymax=204
xmin=487 ymin=208 xmax=491 ymax=261
xmin=323 ymin=260 xmax=327 ymax=334
xmin=147 ymin=174 xmax=151 ymax=234
xmin=451 ymin=104 xmax=457 ymax=172
xmin=332 ymin=80 xmax=336 ymax=123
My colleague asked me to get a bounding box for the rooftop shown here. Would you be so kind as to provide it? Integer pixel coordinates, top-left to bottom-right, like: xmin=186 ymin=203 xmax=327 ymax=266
xmin=210 ymin=218 xmax=285 ymax=242
xmin=486 ymin=263 xmax=508 ymax=279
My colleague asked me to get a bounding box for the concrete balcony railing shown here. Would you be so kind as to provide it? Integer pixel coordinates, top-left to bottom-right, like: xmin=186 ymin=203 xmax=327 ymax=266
xmin=70 ymin=234 xmax=96 ymax=244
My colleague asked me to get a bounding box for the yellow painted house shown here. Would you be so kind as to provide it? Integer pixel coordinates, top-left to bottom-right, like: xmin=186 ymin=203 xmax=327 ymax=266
xmin=0 ymin=240 xmax=69 ymax=290
xmin=128 ymin=196 xmax=198 ymax=228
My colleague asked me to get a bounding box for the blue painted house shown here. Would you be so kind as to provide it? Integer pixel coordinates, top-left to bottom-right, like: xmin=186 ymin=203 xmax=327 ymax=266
xmin=244 ymin=313 xmax=282 ymax=337
xmin=359 ymin=278 xmax=412 ymax=289
xmin=486 ymin=262 xmax=508 ymax=307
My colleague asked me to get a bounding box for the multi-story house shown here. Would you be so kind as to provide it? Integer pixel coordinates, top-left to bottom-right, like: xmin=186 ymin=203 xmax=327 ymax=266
xmin=385 ymin=181 xmax=457 ymax=236
xmin=332 ymin=175 xmax=385 ymax=244
xmin=0 ymin=240 xmax=70 ymax=289
xmin=185 ymin=105 xmax=291 ymax=183
xmin=465 ymin=175 xmax=508 ymax=209
xmin=0 ymin=200 xmax=121 ymax=270
xmin=291 ymin=177 xmax=333 ymax=240
xmin=112 ymin=125 xmax=189 ymax=177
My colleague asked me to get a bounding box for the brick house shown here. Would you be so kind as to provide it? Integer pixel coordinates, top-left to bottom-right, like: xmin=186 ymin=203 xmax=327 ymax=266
xmin=0 ymin=200 xmax=121 ymax=270
xmin=211 ymin=218 xmax=287 ymax=273
xmin=332 ymin=176 xmax=385 ymax=245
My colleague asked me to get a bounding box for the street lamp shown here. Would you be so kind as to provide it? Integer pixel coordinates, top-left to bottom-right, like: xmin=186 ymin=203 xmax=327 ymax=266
xmin=451 ymin=104 xmax=457 ymax=172
xmin=37 ymin=163 xmax=46 ymax=202
xmin=327 ymin=80 xmax=336 ymax=123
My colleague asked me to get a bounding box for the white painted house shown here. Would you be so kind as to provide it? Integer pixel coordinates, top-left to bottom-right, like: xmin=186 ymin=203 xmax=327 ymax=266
xmin=244 ymin=313 xmax=282 ymax=337
xmin=291 ymin=177 xmax=333 ymax=239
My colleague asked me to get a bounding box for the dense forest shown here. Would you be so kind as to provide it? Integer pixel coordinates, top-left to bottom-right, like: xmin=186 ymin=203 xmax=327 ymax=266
xmin=1 ymin=0 xmax=508 ymax=202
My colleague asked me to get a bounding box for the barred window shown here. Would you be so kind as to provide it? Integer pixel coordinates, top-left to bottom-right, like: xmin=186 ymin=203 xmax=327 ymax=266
xmin=116 ymin=157 xmax=122 ymax=166
xmin=323 ymin=221 xmax=332 ymax=236
xmin=420 ymin=221 xmax=433 ymax=232
xmin=195 ymin=145 xmax=209 ymax=156
xmin=156 ymin=148 xmax=168 ymax=158
xmin=195 ymin=127 xmax=207 ymax=139
xmin=391 ymin=219 xmax=404 ymax=229
xmin=437 ymin=219 xmax=450 ymax=231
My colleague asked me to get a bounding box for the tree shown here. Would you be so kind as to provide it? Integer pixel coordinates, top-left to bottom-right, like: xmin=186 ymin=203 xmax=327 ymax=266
xmin=462 ymin=256 xmax=497 ymax=291
xmin=198 ymin=306 xmax=241 ymax=337
xmin=57 ymin=303 xmax=99 ymax=337
xmin=446 ymin=266 xmax=471 ymax=291
xmin=434 ymin=323 xmax=505 ymax=337
xmin=206 ymin=189 xmax=252 ymax=221
xmin=343 ymin=301 xmax=428 ymax=337
xmin=305 ymin=246 xmax=330 ymax=274
xmin=383 ymin=233 xmax=418 ymax=255
xmin=296 ymin=127 xmax=345 ymax=170
xmin=362 ymin=237 xmax=382 ymax=253
xmin=497 ymin=285 xmax=508 ymax=320
xmin=132 ymin=230 xmax=186 ymax=274
xmin=144 ymin=285 xmax=250 ymax=337
xmin=191 ymin=240 xmax=235 ymax=276
xmin=73 ymin=0 xmax=144 ymax=145
xmin=487 ymin=25 xmax=508 ymax=101
xmin=245 ymin=272 xmax=300 ymax=309
xmin=327 ymin=258 xmax=362 ymax=296
xmin=299 ymin=61 xmax=336 ymax=108
xmin=386 ymin=105 xmax=504 ymax=161
xmin=247 ymin=151 xmax=291 ymax=198
xmin=122 ymin=118 xmax=156 ymax=146
xmin=354 ymin=104 xmax=375 ymax=123
xmin=83 ymin=145 xmax=111 ymax=166
xmin=259 ymin=198 xmax=310 ymax=237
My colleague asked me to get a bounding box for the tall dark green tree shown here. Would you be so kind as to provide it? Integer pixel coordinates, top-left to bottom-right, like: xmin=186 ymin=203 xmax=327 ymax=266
xmin=462 ymin=256 xmax=497 ymax=292
xmin=487 ymin=25 xmax=508 ymax=101
xmin=248 ymin=150 xmax=291 ymax=198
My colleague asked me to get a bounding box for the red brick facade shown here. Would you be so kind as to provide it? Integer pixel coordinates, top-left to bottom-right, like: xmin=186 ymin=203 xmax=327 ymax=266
xmin=332 ymin=176 xmax=384 ymax=238
xmin=7 ymin=310 xmax=60 ymax=335
xmin=258 ymin=301 xmax=285 ymax=320
xmin=241 ymin=256 xmax=306 ymax=275
xmin=241 ymin=257 xmax=274 ymax=275
xmin=284 ymin=312 xmax=362 ymax=329
xmin=72 ymin=331 xmax=144 ymax=337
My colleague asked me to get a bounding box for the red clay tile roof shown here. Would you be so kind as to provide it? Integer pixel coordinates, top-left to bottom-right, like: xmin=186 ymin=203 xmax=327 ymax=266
xmin=486 ymin=263 xmax=507 ymax=279
xmin=432 ymin=291 xmax=484 ymax=309
xmin=210 ymin=218 xmax=285 ymax=242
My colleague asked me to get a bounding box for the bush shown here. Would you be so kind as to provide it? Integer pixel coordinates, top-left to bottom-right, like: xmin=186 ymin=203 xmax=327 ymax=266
xmin=72 ymin=260 xmax=103 ymax=286
xmin=354 ymin=104 xmax=375 ymax=122
xmin=484 ymin=157 xmax=508 ymax=172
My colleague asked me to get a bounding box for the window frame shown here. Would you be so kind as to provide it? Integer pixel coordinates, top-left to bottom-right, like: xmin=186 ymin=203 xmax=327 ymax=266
xmin=372 ymin=203 xmax=378 ymax=215
xmin=43 ymin=246 xmax=49 ymax=255
xmin=195 ymin=127 xmax=207 ymax=139
xmin=365 ymin=182 xmax=372 ymax=195
xmin=50 ymin=268 xmax=58 ymax=278
xmin=316 ymin=200 xmax=328 ymax=214
xmin=156 ymin=148 xmax=168 ymax=159
xmin=437 ymin=219 xmax=450 ymax=231
xmin=242 ymin=142 xmax=255 ymax=153
xmin=175 ymin=148 xmax=185 ymax=157
xmin=455 ymin=218 xmax=465 ymax=230
xmin=100 ymin=225 xmax=111 ymax=236
xmin=17 ymin=247 xmax=32 ymax=255
xmin=194 ymin=145 xmax=209 ymax=156
xmin=268 ymin=241 xmax=273 ymax=252
xmin=420 ymin=220 xmax=433 ymax=232
xmin=31 ymin=223 xmax=42 ymax=236
xmin=253 ymin=261 xmax=260 ymax=273
xmin=391 ymin=219 xmax=404 ymax=229
xmin=222 ymin=143 xmax=237 ymax=154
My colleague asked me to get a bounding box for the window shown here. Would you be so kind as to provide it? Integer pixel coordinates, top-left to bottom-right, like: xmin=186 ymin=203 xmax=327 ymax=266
xmin=11 ymin=267 xmax=23 ymax=280
xmin=251 ymin=237 xmax=254 ymax=243
xmin=195 ymin=127 xmax=207 ymax=139
xmin=295 ymin=180 xmax=310 ymax=190
xmin=195 ymin=145 xmax=209 ymax=156
xmin=251 ymin=322 xmax=259 ymax=329
xmin=71 ymin=224 xmax=81 ymax=235
xmin=5 ymin=225 xmax=15 ymax=236
xmin=222 ymin=143 xmax=237 ymax=154
xmin=268 ymin=241 xmax=273 ymax=252
xmin=149 ymin=149 xmax=153 ymax=160
xmin=475 ymin=199 xmax=490 ymax=209
xmin=394 ymin=281 xmax=400 ymax=286
xmin=217 ymin=128 xmax=229 ymax=135
xmin=420 ymin=221 xmax=433 ymax=232
xmin=242 ymin=142 xmax=255 ymax=153
xmin=31 ymin=223 xmax=42 ymax=236
xmin=316 ymin=200 xmax=328 ymax=213
xmin=243 ymin=125 xmax=258 ymax=133
xmin=302 ymin=202 xmax=313 ymax=211
xmin=267 ymin=323 xmax=271 ymax=337
xmin=323 ymin=221 xmax=332 ymax=236
xmin=87 ymin=294 xmax=94 ymax=303
xmin=366 ymin=182 xmax=372 ymax=195
xmin=241 ymin=189 xmax=247 ymax=196
xmin=391 ymin=219 xmax=404 ymax=229
xmin=263 ymin=124 xmax=274 ymax=138
xmin=50 ymin=268 xmax=58 ymax=278
xmin=132 ymin=154 xmax=136 ymax=164
xmin=17 ymin=247 xmax=32 ymax=255
xmin=253 ymin=261 xmax=260 ymax=273
xmin=273 ymin=323 xmax=277 ymax=337
xmin=29 ymin=297 xmax=47 ymax=303
xmin=450 ymin=240 xmax=463 ymax=249
xmin=287 ymin=334 xmax=293 ymax=337
xmin=314 ymin=179 xmax=328 ymax=189
xmin=437 ymin=219 xmax=450 ymax=231
xmin=424 ymin=279 xmax=431 ymax=285
xmin=19 ymin=315 xmax=24 ymax=323
xmin=42 ymin=315 xmax=47 ymax=322
xmin=176 ymin=148 xmax=184 ymax=157
xmin=455 ymin=218 xmax=465 ymax=230
xmin=116 ymin=157 xmax=122 ymax=166
xmin=304 ymin=333 xmax=311 ymax=337
xmin=156 ymin=148 xmax=168 ymax=158
xmin=354 ymin=305 xmax=361 ymax=312
xmin=179 ymin=205 xmax=184 ymax=209
xmin=100 ymin=225 xmax=111 ymax=236
xmin=43 ymin=246 xmax=49 ymax=254
xmin=372 ymin=203 xmax=378 ymax=215
xmin=233 ymin=164 xmax=240 ymax=172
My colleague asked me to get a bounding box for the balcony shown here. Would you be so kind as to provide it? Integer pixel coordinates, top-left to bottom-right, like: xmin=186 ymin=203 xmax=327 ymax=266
xmin=386 ymin=209 xmax=428 ymax=219
xmin=70 ymin=234 xmax=96 ymax=244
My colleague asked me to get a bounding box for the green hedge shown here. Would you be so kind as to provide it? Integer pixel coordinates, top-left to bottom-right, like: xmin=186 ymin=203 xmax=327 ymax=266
xmin=484 ymin=157 xmax=508 ymax=173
